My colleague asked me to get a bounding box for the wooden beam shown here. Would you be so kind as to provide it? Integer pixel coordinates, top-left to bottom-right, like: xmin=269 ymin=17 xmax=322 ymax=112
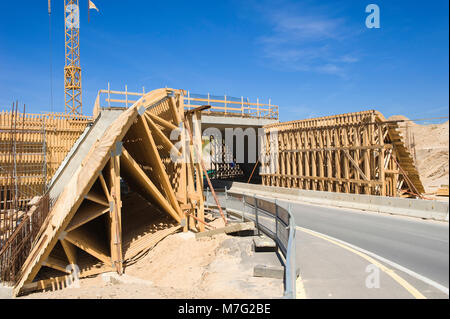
xmin=343 ymin=150 xmax=369 ymax=181
xmin=146 ymin=112 xmax=179 ymax=132
xmin=168 ymin=96 xmax=182 ymax=125
xmin=65 ymin=202 xmax=109 ymax=232
xmin=42 ymin=256 xmax=71 ymax=274
xmin=98 ymin=173 xmax=112 ymax=202
xmin=85 ymin=189 xmax=109 ymax=207
xmin=120 ymin=147 xmax=181 ymax=223
xmin=65 ymin=228 xmax=112 ymax=266
xmin=184 ymin=104 xmax=211 ymax=116
xmin=144 ymin=113 xmax=182 ymax=157
xmin=110 ymin=151 xmax=123 ymax=274
xmin=260 ymin=173 xmax=382 ymax=186
xmin=136 ymin=114 xmax=183 ymax=217
xmin=193 ymin=111 xmax=205 ymax=232
xmin=60 ymin=239 xmax=77 ymax=266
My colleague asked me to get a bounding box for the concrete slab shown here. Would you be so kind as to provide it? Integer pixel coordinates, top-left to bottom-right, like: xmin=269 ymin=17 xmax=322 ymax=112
xmin=0 ymin=284 xmax=13 ymax=299
xmin=201 ymin=115 xmax=277 ymax=129
xmin=101 ymin=272 xmax=153 ymax=287
xmin=253 ymin=264 xmax=284 ymax=279
xmin=253 ymin=235 xmax=277 ymax=252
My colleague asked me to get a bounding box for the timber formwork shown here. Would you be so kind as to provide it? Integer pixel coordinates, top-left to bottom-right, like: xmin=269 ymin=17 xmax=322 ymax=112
xmin=0 ymin=112 xmax=92 ymax=202
xmin=261 ymin=110 xmax=424 ymax=197
xmin=7 ymin=89 xmax=206 ymax=295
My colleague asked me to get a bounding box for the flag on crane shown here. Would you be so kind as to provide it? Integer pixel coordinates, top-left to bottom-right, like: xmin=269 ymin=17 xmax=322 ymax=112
xmin=88 ymin=0 xmax=99 ymax=22
xmin=89 ymin=1 xmax=99 ymax=11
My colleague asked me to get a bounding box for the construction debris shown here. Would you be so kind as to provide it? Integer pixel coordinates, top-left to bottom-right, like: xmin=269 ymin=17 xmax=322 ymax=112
xmin=195 ymin=222 xmax=255 ymax=239
xmin=253 ymin=264 xmax=284 ymax=279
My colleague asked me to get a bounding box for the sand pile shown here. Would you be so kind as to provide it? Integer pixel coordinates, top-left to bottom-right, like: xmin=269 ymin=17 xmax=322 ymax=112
xmin=388 ymin=115 xmax=449 ymax=193
xmin=21 ymin=217 xmax=283 ymax=299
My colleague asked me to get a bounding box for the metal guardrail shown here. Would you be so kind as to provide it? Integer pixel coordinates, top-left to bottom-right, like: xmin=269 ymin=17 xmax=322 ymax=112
xmin=205 ymin=187 xmax=297 ymax=299
xmin=230 ymin=182 xmax=450 ymax=222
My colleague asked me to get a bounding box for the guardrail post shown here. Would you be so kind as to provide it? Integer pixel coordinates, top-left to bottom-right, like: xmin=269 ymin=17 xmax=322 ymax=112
xmin=241 ymin=195 xmax=245 ymax=221
xmin=284 ymin=202 xmax=297 ymax=299
xmin=254 ymin=195 xmax=260 ymax=236
xmin=224 ymin=186 xmax=228 ymax=219
xmin=275 ymin=199 xmax=278 ymax=239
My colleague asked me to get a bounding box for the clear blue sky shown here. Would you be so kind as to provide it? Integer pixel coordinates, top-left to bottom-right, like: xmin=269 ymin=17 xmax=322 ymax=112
xmin=0 ymin=0 xmax=448 ymax=122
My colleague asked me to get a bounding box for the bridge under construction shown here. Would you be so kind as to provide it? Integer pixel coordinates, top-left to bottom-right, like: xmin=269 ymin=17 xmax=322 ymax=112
xmin=0 ymin=86 xmax=432 ymax=296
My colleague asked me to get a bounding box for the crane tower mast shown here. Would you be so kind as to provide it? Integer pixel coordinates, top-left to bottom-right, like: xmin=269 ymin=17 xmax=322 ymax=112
xmin=64 ymin=0 xmax=82 ymax=115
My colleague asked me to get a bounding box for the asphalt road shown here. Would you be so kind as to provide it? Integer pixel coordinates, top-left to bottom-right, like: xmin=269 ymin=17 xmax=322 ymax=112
xmin=277 ymin=200 xmax=449 ymax=290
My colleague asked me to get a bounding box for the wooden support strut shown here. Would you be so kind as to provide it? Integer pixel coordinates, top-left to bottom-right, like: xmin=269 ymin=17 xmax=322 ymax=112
xmin=120 ymin=148 xmax=181 ymax=223
xmin=136 ymin=114 xmax=183 ymax=218
xmin=183 ymin=107 xmax=227 ymax=225
xmin=144 ymin=113 xmax=182 ymax=157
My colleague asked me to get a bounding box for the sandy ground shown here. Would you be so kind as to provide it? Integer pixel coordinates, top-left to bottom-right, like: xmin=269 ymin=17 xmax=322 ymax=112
xmin=388 ymin=116 xmax=449 ymax=195
xmin=20 ymin=218 xmax=283 ymax=299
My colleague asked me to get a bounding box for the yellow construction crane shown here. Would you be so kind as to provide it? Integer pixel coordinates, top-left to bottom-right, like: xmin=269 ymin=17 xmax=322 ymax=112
xmin=47 ymin=0 xmax=83 ymax=115
xmin=64 ymin=0 xmax=82 ymax=115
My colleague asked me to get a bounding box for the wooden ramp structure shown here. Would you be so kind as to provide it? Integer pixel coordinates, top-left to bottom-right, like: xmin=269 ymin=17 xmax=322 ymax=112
xmin=261 ymin=110 xmax=425 ymax=197
xmin=8 ymin=88 xmax=206 ymax=296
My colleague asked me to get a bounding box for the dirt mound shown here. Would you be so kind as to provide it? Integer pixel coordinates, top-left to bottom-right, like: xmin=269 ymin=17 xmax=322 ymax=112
xmin=21 ymin=220 xmax=283 ymax=299
xmin=388 ymin=116 xmax=449 ymax=193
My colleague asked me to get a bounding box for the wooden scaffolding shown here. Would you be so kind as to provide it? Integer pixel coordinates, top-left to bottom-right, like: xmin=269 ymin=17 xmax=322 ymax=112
xmin=7 ymin=89 xmax=206 ymax=295
xmin=0 ymin=111 xmax=92 ymax=203
xmin=261 ymin=110 xmax=425 ymax=197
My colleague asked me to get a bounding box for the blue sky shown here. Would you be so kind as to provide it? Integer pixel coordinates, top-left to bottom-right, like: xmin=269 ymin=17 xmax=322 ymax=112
xmin=0 ymin=0 xmax=448 ymax=122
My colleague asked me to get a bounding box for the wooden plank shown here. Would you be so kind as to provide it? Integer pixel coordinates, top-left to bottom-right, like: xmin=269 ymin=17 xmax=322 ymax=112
xmin=260 ymin=173 xmax=382 ymax=186
xmin=195 ymin=222 xmax=255 ymax=239
xmin=169 ymin=96 xmax=182 ymax=125
xmin=60 ymin=239 xmax=77 ymax=266
xmin=65 ymin=201 xmax=109 ymax=232
xmin=344 ymin=150 xmax=369 ymax=181
xmin=98 ymin=173 xmax=112 ymax=202
xmin=42 ymin=255 xmax=71 ymax=274
xmin=136 ymin=114 xmax=183 ymax=217
xmin=144 ymin=113 xmax=182 ymax=157
xmin=65 ymin=228 xmax=112 ymax=266
xmin=193 ymin=111 xmax=205 ymax=232
xmin=147 ymin=112 xmax=179 ymax=132
xmin=110 ymin=151 xmax=123 ymax=274
xmin=85 ymin=189 xmax=109 ymax=207
xmin=120 ymin=148 xmax=181 ymax=223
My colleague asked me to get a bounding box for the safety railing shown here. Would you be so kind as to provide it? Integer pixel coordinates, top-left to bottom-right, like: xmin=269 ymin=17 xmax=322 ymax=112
xmin=185 ymin=92 xmax=278 ymax=120
xmin=205 ymin=187 xmax=297 ymax=299
xmin=93 ymin=85 xmax=279 ymax=120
